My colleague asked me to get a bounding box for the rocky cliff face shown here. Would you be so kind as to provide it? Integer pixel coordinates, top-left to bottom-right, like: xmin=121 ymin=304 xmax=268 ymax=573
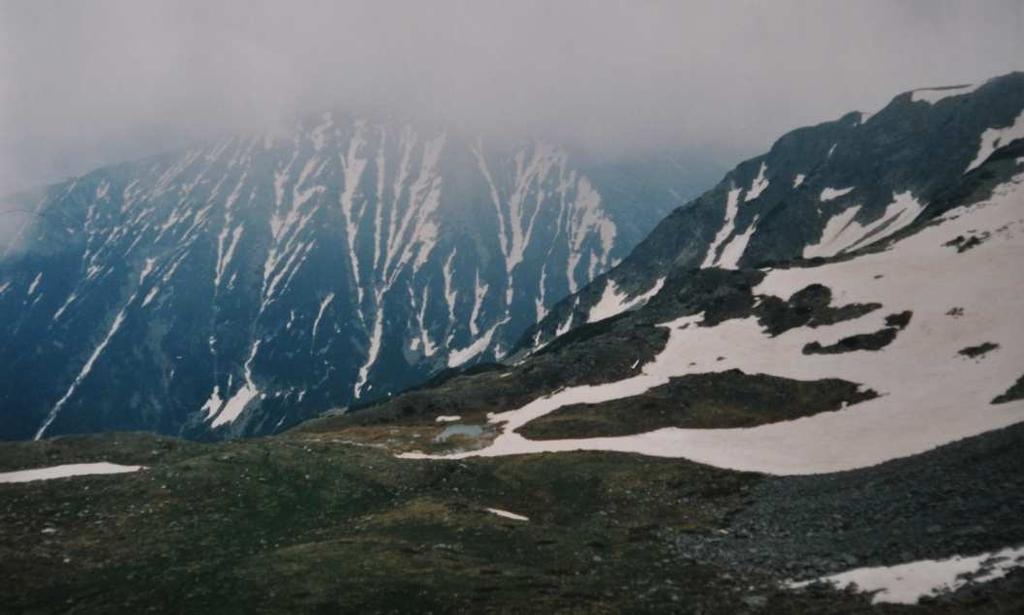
xmin=0 ymin=113 xmax=711 ymax=440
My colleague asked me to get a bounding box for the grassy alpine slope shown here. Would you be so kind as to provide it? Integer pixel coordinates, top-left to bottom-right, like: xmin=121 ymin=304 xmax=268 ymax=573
xmin=2 ymin=425 xmax=1024 ymax=614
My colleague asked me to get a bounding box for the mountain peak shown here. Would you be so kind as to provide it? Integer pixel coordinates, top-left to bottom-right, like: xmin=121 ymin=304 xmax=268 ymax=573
xmin=523 ymin=71 xmax=1024 ymax=348
xmin=0 ymin=115 xmax=702 ymax=440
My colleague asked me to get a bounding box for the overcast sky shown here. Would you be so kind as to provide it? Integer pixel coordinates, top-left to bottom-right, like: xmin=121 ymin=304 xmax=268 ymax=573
xmin=1 ymin=0 xmax=1022 ymax=193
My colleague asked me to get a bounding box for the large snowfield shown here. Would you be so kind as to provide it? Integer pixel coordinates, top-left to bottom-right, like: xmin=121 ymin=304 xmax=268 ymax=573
xmin=404 ymin=166 xmax=1024 ymax=476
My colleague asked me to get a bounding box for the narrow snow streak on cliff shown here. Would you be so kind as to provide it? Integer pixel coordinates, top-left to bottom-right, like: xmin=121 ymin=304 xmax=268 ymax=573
xmin=804 ymin=191 xmax=925 ymax=259
xmin=34 ymin=257 xmax=161 ymax=440
xmin=701 ymin=185 xmax=743 ymax=268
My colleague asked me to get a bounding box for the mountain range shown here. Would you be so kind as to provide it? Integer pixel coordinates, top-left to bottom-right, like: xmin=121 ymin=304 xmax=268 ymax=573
xmin=1 ymin=72 xmax=1023 ymax=612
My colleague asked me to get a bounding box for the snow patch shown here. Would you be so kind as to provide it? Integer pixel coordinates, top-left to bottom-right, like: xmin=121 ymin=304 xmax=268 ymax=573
xmin=0 ymin=462 xmax=145 ymax=483
xmin=215 ymin=225 xmax=244 ymax=288
xmin=588 ymin=277 xmax=666 ymax=324
xmin=792 ymin=545 xmax=1024 ymax=605
xmin=534 ymin=265 xmax=549 ymax=323
xmin=52 ymin=292 xmax=77 ymax=321
xmin=142 ymin=285 xmax=161 ymax=307
xmin=448 ymin=320 xmax=505 ymax=368
xmin=354 ymin=313 xmax=383 ymax=398
xmin=587 ymin=279 xmax=630 ymax=324
xmin=469 ymin=270 xmax=488 ymax=337
xmin=27 ymin=273 xmax=41 ymax=296
xmin=555 ymin=310 xmax=574 ymax=338
xmin=139 ymin=258 xmax=156 ymax=281
xmin=442 ymin=249 xmax=458 ymax=325
xmin=485 ymin=508 xmax=529 ymax=522
xmin=744 ymin=162 xmax=769 ymax=202
xmin=820 ymin=186 xmax=854 ymax=202
xmin=200 ymin=387 xmax=224 ymax=419
xmin=435 ymin=415 xmax=461 ymax=423
xmin=311 ymin=293 xmax=335 ymax=348
xmin=212 ymin=340 xmax=261 ymax=428
xmin=715 ymin=217 xmax=758 ymax=269
xmin=413 ymin=286 xmax=437 ymax=358
xmin=965 ymin=109 xmax=1024 ymax=174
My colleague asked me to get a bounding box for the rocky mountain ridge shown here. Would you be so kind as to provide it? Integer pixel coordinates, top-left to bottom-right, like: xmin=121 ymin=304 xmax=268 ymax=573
xmin=523 ymin=72 xmax=1024 ymax=348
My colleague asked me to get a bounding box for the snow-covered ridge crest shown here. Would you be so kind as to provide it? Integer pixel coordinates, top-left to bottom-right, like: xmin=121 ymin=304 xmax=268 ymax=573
xmin=911 ymin=83 xmax=982 ymax=105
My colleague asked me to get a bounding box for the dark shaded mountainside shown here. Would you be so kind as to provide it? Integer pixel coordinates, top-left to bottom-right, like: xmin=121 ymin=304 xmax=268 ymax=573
xmin=522 ymin=73 xmax=1024 ymax=348
xmin=1 ymin=73 xmax=1024 ymax=614
xmin=0 ymin=115 xmax=718 ymax=441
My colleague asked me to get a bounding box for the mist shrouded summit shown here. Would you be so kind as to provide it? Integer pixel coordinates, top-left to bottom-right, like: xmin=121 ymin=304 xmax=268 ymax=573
xmin=0 ymin=110 xmax=713 ymax=440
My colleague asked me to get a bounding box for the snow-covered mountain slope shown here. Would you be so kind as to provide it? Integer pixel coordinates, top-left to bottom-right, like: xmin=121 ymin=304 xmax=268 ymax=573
xmin=0 ymin=114 xmax=712 ymax=440
xmin=403 ymin=156 xmax=1024 ymax=474
xmin=524 ymin=72 xmax=1024 ymax=347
